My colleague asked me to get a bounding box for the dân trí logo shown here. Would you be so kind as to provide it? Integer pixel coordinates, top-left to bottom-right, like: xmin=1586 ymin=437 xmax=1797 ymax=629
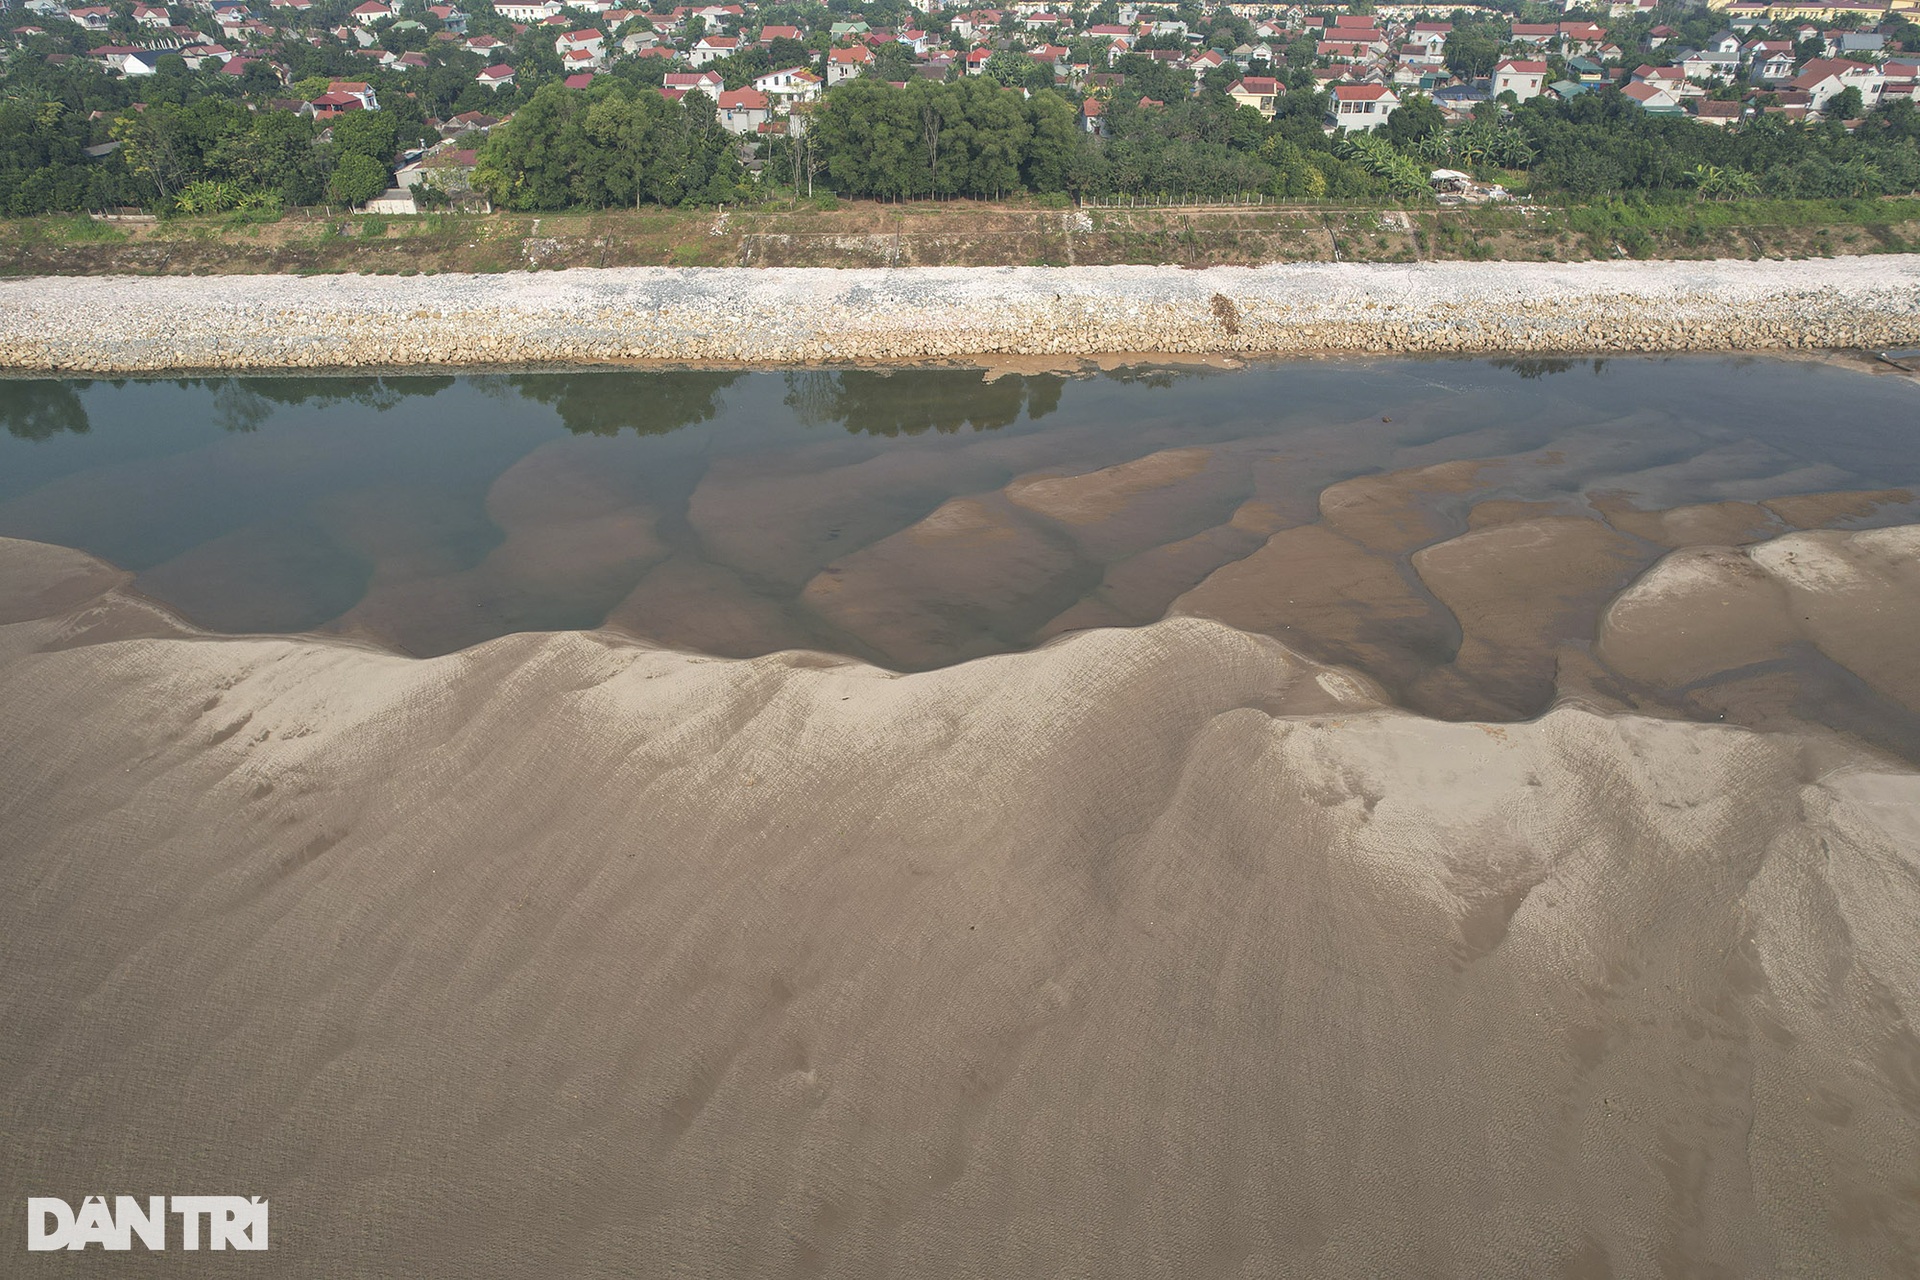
xmin=26 ymin=1196 xmax=268 ymax=1251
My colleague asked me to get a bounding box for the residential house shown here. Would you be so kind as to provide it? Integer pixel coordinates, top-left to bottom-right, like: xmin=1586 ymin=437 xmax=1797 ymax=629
xmin=689 ymin=33 xmax=738 ymax=65
xmin=753 ymin=65 xmax=821 ymax=103
xmin=1029 ymin=43 xmax=1068 ymax=72
xmin=1226 ymin=74 xmax=1281 ymax=118
xmin=307 ymin=88 xmax=367 ymax=116
xmin=1327 ymin=82 xmax=1399 ymax=131
xmin=1678 ymin=48 xmax=1741 ymax=82
xmin=1790 ymin=57 xmax=1885 ymax=114
xmin=491 ymin=0 xmax=558 ymax=20
xmin=715 ymin=85 xmax=769 ymax=132
xmin=555 ymin=27 xmax=604 ymax=62
xmin=1745 ymin=40 xmax=1796 ymax=81
xmin=825 ymin=42 xmax=872 ymax=84
xmin=89 ymin=44 xmax=160 ymax=73
xmin=1184 ymin=47 xmax=1224 ymax=82
xmin=132 ymin=4 xmax=172 ymax=27
xmin=1558 ymin=22 xmax=1607 ymax=54
xmin=662 ymin=68 xmax=722 ymax=94
xmin=1080 ymin=96 xmax=1105 ymax=134
xmin=1493 ymin=58 xmax=1548 ymax=102
xmin=1825 ymin=29 xmax=1884 ymax=57
xmin=475 ymin=61 xmax=514 ymax=88
xmin=1690 ymin=100 xmax=1743 ymax=126
xmin=1621 ymin=79 xmax=1682 ymax=112
xmin=1317 ymin=37 xmax=1373 ymax=62
xmin=328 ymin=79 xmax=379 ymax=108
xmin=350 ymin=1 xmax=390 ymax=23
xmin=757 ymin=23 xmax=800 ymax=43
xmin=438 ymin=109 xmax=498 ymax=135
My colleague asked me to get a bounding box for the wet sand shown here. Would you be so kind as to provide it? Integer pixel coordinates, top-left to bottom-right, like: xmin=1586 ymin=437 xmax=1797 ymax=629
xmin=2 ymin=531 xmax=1918 ymax=1277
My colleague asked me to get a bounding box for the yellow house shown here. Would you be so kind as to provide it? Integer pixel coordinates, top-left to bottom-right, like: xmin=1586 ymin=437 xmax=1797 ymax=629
xmin=1705 ymin=0 xmax=1891 ymax=17
xmin=1227 ymin=75 xmax=1283 ymax=119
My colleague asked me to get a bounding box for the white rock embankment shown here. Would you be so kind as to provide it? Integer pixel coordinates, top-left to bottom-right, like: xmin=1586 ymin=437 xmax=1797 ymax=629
xmin=2 ymin=258 xmax=1918 ymax=371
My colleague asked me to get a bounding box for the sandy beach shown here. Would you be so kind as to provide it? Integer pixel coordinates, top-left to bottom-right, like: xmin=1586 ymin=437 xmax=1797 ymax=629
xmin=3 ymin=257 xmax=1919 ymax=371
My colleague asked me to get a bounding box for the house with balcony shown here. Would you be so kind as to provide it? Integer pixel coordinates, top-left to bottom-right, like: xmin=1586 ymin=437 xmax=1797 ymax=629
xmin=1327 ymin=82 xmax=1399 ymax=132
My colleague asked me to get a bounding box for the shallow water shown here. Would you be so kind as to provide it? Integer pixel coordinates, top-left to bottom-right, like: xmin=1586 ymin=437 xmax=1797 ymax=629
xmin=2 ymin=358 xmax=1916 ymax=711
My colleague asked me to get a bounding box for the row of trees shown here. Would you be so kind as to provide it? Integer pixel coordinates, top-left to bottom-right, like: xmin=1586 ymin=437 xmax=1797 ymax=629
xmin=9 ymin=27 xmax=1920 ymax=218
xmin=473 ymin=82 xmax=750 ymax=210
xmin=807 ymin=77 xmax=1079 ymax=199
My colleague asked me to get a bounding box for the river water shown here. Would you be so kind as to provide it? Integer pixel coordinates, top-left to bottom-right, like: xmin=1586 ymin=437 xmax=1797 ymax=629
xmin=2 ymin=357 xmax=1915 ymax=724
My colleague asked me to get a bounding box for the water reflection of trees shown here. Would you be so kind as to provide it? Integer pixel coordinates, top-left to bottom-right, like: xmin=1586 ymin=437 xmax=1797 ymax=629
xmin=184 ymin=376 xmax=458 ymax=432
xmin=508 ymin=372 xmax=742 ymax=437
xmin=1486 ymin=357 xmax=1609 ymax=379
xmin=0 ymin=380 xmax=91 ymax=440
xmin=783 ymin=370 xmax=1064 ymax=436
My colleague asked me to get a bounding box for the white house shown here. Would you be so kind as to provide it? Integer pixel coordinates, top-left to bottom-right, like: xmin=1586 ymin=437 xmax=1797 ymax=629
xmin=1493 ymin=59 xmax=1547 ymax=102
xmin=752 ymin=64 xmax=821 ymax=104
xmin=1745 ymin=41 xmax=1796 ymax=83
xmin=1677 ymin=50 xmax=1739 ymax=82
xmin=662 ymin=69 xmax=723 ymax=94
xmin=328 ymin=79 xmax=380 ymax=109
xmin=825 ymin=43 xmax=872 ymax=84
xmin=715 ymin=86 xmax=770 ymax=133
xmin=492 ymin=0 xmax=559 ymax=21
xmin=89 ymin=45 xmax=161 ymax=74
xmin=688 ymin=33 xmax=739 ymax=65
xmin=1327 ymin=83 xmax=1399 ymax=132
xmin=1621 ymin=80 xmax=1681 ymax=112
xmin=1791 ymin=58 xmax=1885 ymax=115
xmin=475 ymin=62 xmax=515 ymax=88
xmin=349 ymin=1 xmax=391 ymax=24
xmin=554 ymin=27 xmax=604 ymax=63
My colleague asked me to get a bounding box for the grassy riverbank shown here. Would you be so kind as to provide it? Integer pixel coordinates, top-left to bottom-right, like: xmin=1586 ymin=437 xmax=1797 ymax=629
xmin=2 ymin=197 xmax=1918 ymax=277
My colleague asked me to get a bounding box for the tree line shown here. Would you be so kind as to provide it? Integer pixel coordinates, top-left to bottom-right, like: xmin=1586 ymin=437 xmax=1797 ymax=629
xmin=7 ymin=41 xmax=1920 ymax=218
